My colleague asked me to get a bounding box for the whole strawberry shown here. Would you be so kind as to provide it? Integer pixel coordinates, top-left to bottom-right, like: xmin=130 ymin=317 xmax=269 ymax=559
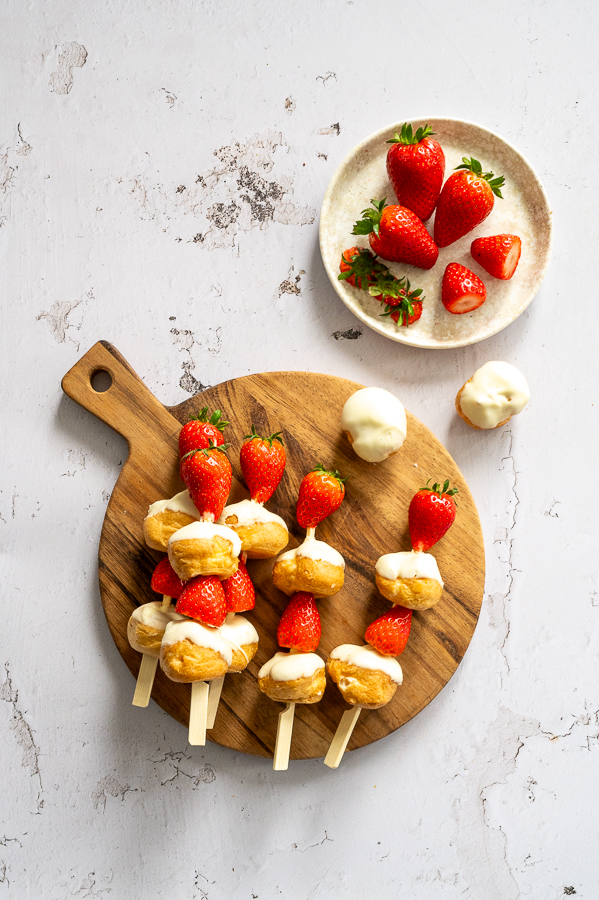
xmin=277 ymin=591 xmax=321 ymax=652
xmin=240 ymin=425 xmax=286 ymax=503
xmin=386 ymin=122 xmax=445 ymax=221
xmin=441 ymin=263 xmax=486 ymax=315
xmin=222 ymin=559 xmax=255 ymax=613
xmin=434 ymin=157 xmax=505 ymax=248
xmin=151 ymin=556 xmax=185 ymax=599
xmin=175 ymin=575 xmax=227 ymax=627
xmin=353 ymin=199 xmax=439 ymax=270
xmin=296 ymin=464 xmax=346 ymax=529
xmin=179 ymin=407 xmax=228 ymax=459
xmin=338 ymin=246 xmax=388 ymax=289
xmin=471 ymin=234 xmax=522 ymax=280
xmin=375 ymin=276 xmax=424 ymax=328
xmin=180 ymin=442 xmax=232 ymax=521
xmin=365 ymin=606 xmax=413 ymax=656
xmin=409 ymin=479 xmax=458 ymax=552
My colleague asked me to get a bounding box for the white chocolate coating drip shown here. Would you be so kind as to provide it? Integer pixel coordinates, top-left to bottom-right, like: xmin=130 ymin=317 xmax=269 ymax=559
xmin=330 ymin=644 xmax=403 ymax=682
xmin=341 ymin=387 xmax=407 ymax=463
xmin=459 ymin=361 xmax=530 ymax=429
xmin=217 ymin=499 xmax=288 ymax=530
xmin=375 ymin=550 xmax=443 ymax=586
xmin=220 ymin=613 xmax=259 ymax=664
xmin=277 ymin=536 xmax=344 ymax=568
xmin=258 ymin=650 xmax=324 ymax=682
xmin=168 ymin=520 xmax=242 ymax=557
xmin=161 ymin=620 xmax=233 ymax=666
xmin=131 ymin=600 xmax=187 ymax=631
xmin=146 ymin=490 xmax=199 ymax=521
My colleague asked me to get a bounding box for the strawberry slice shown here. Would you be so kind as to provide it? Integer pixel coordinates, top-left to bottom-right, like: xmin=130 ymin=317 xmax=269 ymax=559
xmin=175 ymin=575 xmax=227 ymax=627
xmin=441 ymin=263 xmax=486 ymax=315
xmin=277 ymin=591 xmax=321 ymax=652
xmin=409 ymin=479 xmax=458 ymax=552
xmin=365 ymin=606 xmax=413 ymax=656
xmin=222 ymin=559 xmax=255 ymax=613
xmin=471 ymin=234 xmax=522 ymax=280
xmin=240 ymin=426 xmax=286 ymax=503
xmin=296 ymin=465 xmax=346 ymax=529
xmin=151 ymin=556 xmax=185 ymax=599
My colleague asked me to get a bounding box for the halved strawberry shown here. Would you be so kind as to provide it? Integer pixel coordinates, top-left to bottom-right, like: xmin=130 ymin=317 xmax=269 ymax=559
xmin=179 ymin=408 xmax=228 ymax=459
xmin=277 ymin=592 xmax=321 ymax=652
xmin=338 ymin=246 xmax=388 ymax=289
xmin=441 ymin=263 xmax=486 ymax=315
xmin=471 ymin=234 xmax=522 ymax=280
xmin=222 ymin=559 xmax=255 ymax=613
xmin=175 ymin=575 xmax=227 ymax=627
xmin=365 ymin=606 xmax=413 ymax=656
xmin=151 ymin=556 xmax=185 ymax=599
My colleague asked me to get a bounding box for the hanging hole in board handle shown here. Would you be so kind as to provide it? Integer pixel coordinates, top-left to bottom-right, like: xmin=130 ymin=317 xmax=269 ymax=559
xmin=91 ymin=369 xmax=113 ymax=393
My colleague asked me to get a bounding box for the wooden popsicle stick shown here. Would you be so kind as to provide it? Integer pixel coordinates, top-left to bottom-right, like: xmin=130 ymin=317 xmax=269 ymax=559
xmin=273 ymin=702 xmax=296 ymax=771
xmin=206 ymin=676 xmax=225 ymax=729
xmin=132 ymin=655 xmax=159 ymax=708
xmin=160 ymin=594 xmax=172 ymax=611
xmin=324 ymin=707 xmax=362 ymax=769
xmin=188 ymin=681 xmax=210 ymax=745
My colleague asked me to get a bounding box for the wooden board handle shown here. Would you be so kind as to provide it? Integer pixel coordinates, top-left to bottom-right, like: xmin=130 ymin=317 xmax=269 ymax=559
xmin=61 ymin=341 xmax=181 ymax=453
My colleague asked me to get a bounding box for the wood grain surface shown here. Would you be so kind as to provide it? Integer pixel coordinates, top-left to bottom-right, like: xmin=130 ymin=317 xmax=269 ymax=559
xmin=61 ymin=341 xmax=485 ymax=761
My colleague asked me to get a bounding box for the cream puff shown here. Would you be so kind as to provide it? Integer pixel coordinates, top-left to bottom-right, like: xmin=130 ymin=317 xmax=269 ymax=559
xmin=159 ymin=619 xmax=232 ymax=683
xmin=219 ymin=613 xmax=259 ymax=673
xmin=456 ymin=361 xmax=530 ymax=430
xmin=143 ymin=490 xmax=200 ymax=551
xmin=167 ymin=521 xmax=241 ymax=581
xmin=340 ymin=387 xmax=407 ymax=463
xmin=258 ymin=650 xmax=326 ymax=704
xmin=326 ymin=644 xmax=403 ymax=709
xmin=375 ymin=549 xmax=443 ymax=610
xmin=217 ymin=498 xmax=289 ymax=559
xmin=272 ymin=537 xmax=345 ymax=598
xmin=127 ymin=601 xmax=188 ymax=657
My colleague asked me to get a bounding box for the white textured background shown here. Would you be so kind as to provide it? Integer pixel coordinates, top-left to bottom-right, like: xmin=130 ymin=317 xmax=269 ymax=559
xmin=1 ymin=1 xmax=597 ymax=897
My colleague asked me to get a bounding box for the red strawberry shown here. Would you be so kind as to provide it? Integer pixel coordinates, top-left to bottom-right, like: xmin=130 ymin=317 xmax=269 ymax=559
xmin=277 ymin=592 xmax=321 ymax=652
xmin=441 ymin=263 xmax=486 ymax=315
xmin=365 ymin=606 xmax=413 ymax=656
xmin=175 ymin=575 xmax=227 ymax=627
xmin=180 ymin=442 xmax=232 ymax=521
xmin=471 ymin=234 xmax=522 ymax=280
xmin=151 ymin=556 xmax=185 ymax=599
xmin=375 ymin=276 xmax=424 ymax=328
xmin=409 ymin=479 xmax=458 ymax=552
xmin=178 ymin=408 xmax=228 ymax=459
xmin=240 ymin=426 xmax=286 ymax=503
xmin=386 ymin=122 xmax=445 ymax=221
xmin=296 ymin=464 xmax=346 ymax=529
xmin=434 ymin=157 xmax=505 ymax=247
xmin=353 ymin=199 xmax=438 ymax=269
xmin=222 ymin=559 xmax=255 ymax=613
xmin=338 ymin=246 xmax=389 ymax=290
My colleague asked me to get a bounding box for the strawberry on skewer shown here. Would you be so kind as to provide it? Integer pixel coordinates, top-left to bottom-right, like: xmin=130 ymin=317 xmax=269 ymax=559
xmin=277 ymin=592 xmax=321 ymax=653
xmin=296 ymin=465 xmax=347 ymax=530
xmin=180 ymin=442 xmax=233 ymax=522
xmin=179 ymin=408 xmax=229 ymax=458
xmin=240 ymin=426 xmax=286 ymax=504
xmin=409 ymin=479 xmax=458 ymax=552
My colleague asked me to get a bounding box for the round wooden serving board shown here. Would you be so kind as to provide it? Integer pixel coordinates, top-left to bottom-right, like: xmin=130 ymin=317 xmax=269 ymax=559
xmin=62 ymin=341 xmax=485 ymax=761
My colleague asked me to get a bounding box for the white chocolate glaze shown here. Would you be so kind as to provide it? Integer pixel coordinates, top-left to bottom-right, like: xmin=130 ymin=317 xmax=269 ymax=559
xmin=130 ymin=600 xmax=187 ymax=632
xmin=277 ymin=536 xmax=344 ymax=568
xmin=146 ymin=490 xmax=199 ymax=521
xmin=168 ymin=520 xmax=242 ymax=557
xmin=341 ymin=387 xmax=407 ymax=463
xmin=258 ymin=650 xmax=325 ymax=682
xmin=459 ymin=361 xmax=530 ymax=429
xmin=220 ymin=613 xmax=259 ymax=664
xmin=329 ymin=644 xmax=403 ymax=682
xmin=161 ymin=620 xmax=233 ymax=665
xmin=375 ymin=550 xmax=443 ymax=586
xmin=217 ymin=499 xmax=287 ymax=530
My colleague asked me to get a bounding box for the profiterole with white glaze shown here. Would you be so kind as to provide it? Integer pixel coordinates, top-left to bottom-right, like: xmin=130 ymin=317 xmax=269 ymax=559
xmin=340 ymin=386 xmax=407 ymax=462
xmin=456 ymin=361 xmax=530 ymax=430
xmin=375 ymin=549 xmax=444 ymax=609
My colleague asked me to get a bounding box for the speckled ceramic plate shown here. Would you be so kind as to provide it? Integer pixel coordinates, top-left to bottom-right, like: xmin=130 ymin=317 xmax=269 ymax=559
xmin=319 ymin=118 xmax=552 ymax=349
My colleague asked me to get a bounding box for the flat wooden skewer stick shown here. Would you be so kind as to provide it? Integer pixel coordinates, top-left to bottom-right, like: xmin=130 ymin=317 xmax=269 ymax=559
xmin=324 ymin=707 xmax=362 ymax=769
xmin=206 ymin=676 xmax=225 ymax=729
xmin=273 ymin=702 xmax=296 ymax=771
xmin=189 ymin=681 xmax=210 ymax=745
xmin=131 ymin=595 xmax=172 ymax=708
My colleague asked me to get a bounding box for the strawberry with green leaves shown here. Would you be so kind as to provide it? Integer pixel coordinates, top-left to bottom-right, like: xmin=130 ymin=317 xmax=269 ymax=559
xmin=240 ymin=425 xmax=286 ymax=503
xmin=222 ymin=559 xmax=255 ymax=613
xmin=409 ymin=479 xmax=458 ymax=552
xmin=471 ymin=234 xmax=522 ymax=280
xmin=151 ymin=556 xmax=185 ymax=599
xmin=434 ymin=157 xmax=505 ymax=248
xmin=374 ymin=276 xmax=424 ymax=328
xmin=338 ymin=246 xmax=388 ymax=289
xmin=175 ymin=574 xmax=227 ymax=627
xmin=365 ymin=605 xmax=413 ymax=656
xmin=353 ymin=198 xmax=439 ymax=269
xmin=296 ymin=465 xmax=347 ymax=529
xmin=179 ymin=408 xmax=228 ymax=459
xmin=180 ymin=442 xmax=232 ymax=521
xmin=386 ymin=123 xmax=445 ymax=221
xmin=277 ymin=591 xmax=321 ymax=652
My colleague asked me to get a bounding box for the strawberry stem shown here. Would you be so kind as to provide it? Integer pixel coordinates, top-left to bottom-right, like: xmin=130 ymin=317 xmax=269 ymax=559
xmin=243 ymin=424 xmax=284 ymax=446
xmin=386 ymin=122 xmax=435 ymax=145
xmin=454 ymin=157 xmax=505 ymax=198
xmin=312 ymin=463 xmax=348 ymax=485
xmin=182 ymin=441 xmax=230 ymax=462
xmin=421 ymin=478 xmax=458 ymax=498
xmin=352 ymin=198 xmax=387 ymax=238
xmin=189 ymin=407 xmax=229 ymax=430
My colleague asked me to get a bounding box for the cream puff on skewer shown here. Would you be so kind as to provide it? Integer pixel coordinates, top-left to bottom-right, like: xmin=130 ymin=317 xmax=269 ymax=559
xmin=143 ymin=490 xmax=200 ymax=552
xmin=341 ymin=387 xmax=407 ymax=463
xmin=456 ymin=361 xmax=530 ymax=430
